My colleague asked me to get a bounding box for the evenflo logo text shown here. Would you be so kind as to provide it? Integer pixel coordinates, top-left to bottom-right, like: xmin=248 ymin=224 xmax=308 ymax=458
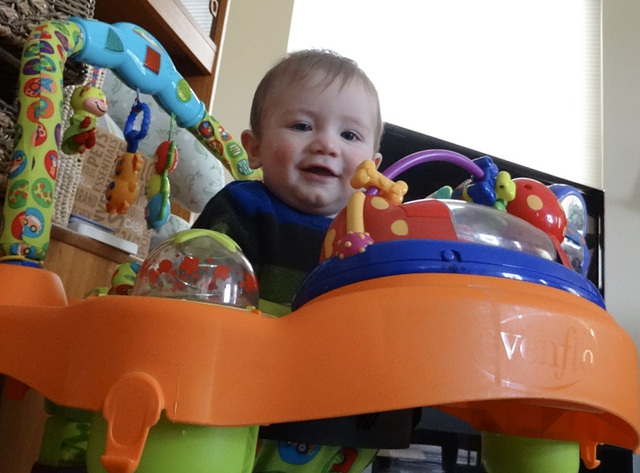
xmin=479 ymin=314 xmax=598 ymax=390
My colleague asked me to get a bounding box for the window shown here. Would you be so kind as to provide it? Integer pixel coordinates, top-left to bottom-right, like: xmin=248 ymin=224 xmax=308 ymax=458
xmin=288 ymin=1 xmax=602 ymax=188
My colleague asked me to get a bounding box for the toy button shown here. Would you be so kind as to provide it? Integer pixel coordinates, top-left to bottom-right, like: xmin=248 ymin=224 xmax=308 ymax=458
xmin=441 ymin=248 xmax=462 ymax=262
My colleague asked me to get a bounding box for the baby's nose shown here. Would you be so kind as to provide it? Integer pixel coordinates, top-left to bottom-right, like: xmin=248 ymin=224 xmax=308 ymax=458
xmin=312 ymin=132 xmax=339 ymax=156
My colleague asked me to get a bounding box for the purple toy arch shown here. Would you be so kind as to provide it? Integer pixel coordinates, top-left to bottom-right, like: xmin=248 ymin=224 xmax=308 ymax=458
xmin=365 ymin=148 xmax=486 ymax=198
xmin=382 ymin=149 xmax=485 ymax=181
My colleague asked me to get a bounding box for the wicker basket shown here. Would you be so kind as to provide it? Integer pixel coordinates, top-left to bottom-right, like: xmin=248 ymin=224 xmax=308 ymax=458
xmin=0 ymin=0 xmax=96 ymax=211
xmin=0 ymin=98 xmax=15 ymax=199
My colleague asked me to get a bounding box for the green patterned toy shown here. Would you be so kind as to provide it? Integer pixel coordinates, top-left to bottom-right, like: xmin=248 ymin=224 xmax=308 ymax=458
xmin=0 ymin=17 xmax=260 ymax=265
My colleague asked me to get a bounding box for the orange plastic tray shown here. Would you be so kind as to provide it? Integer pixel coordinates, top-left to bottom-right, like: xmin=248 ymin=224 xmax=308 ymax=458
xmin=0 ymin=263 xmax=638 ymax=468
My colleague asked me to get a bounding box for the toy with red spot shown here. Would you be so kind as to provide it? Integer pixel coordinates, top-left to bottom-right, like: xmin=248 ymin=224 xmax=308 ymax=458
xmin=132 ymin=229 xmax=258 ymax=309
xmin=107 ymin=262 xmax=141 ymax=295
xmin=323 ymin=197 xmax=458 ymax=262
xmin=145 ymin=139 xmax=179 ymax=229
xmin=321 ymin=150 xmax=500 ymax=262
xmin=61 ymin=84 xmax=108 ymax=155
xmin=507 ymin=178 xmax=567 ymax=245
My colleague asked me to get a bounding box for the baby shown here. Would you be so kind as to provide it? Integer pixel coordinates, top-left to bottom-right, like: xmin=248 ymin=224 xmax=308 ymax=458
xmin=193 ymin=48 xmax=384 ymax=473
xmin=194 ymin=48 xmax=382 ymax=315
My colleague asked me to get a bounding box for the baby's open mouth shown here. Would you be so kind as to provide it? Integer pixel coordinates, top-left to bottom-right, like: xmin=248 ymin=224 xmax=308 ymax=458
xmin=304 ymin=166 xmax=337 ymax=177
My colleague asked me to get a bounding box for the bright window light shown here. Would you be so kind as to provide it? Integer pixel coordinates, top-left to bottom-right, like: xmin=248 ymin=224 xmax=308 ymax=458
xmin=288 ymin=1 xmax=602 ymax=188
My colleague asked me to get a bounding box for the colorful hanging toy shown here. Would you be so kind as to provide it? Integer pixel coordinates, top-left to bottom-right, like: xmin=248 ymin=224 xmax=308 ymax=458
xmin=105 ymin=97 xmax=150 ymax=214
xmin=0 ymin=18 xmax=260 ymax=263
xmin=145 ymin=115 xmax=179 ymax=229
xmin=61 ymin=78 xmax=108 ymax=155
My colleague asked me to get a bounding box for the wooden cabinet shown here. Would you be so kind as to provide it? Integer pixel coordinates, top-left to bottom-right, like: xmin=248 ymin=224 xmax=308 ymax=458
xmin=43 ymin=224 xmax=139 ymax=298
xmin=94 ymin=0 xmax=229 ymax=110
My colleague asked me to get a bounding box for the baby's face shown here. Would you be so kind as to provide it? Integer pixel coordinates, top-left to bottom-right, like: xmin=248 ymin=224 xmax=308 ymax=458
xmin=245 ymin=75 xmax=381 ymax=217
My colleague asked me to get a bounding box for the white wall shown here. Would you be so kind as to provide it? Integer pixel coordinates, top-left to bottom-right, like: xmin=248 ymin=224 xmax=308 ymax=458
xmin=602 ymin=1 xmax=640 ymax=348
xmin=212 ymin=0 xmax=294 ymax=183
xmin=212 ymin=0 xmax=294 ymax=141
xmin=601 ymin=6 xmax=640 ymax=465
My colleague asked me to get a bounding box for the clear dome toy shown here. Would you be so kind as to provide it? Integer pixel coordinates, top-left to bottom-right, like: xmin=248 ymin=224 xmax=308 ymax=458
xmin=132 ymin=229 xmax=259 ymax=309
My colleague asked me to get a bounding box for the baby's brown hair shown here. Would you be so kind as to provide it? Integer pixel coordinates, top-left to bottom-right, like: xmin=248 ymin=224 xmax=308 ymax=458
xmin=249 ymin=49 xmax=383 ymax=151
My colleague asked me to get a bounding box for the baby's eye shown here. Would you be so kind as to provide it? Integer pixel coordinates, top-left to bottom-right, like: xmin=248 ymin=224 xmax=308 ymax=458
xmin=341 ymin=131 xmax=359 ymax=141
xmin=291 ymin=122 xmax=311 ymax=131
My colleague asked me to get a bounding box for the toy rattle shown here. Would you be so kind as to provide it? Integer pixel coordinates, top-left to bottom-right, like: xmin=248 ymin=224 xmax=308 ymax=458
xmin=61 ymin=83 xmax=108 ymax=155
xmin=105 ymin=99 xmax=150 ymax=214
xmin=145 ymin=140 xmax=178 ymax=228
xmin=145 ymin=116 xmax=179 ymax=229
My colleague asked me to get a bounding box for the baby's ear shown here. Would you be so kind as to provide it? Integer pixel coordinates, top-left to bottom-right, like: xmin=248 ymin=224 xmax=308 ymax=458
xmin=241 ymin=130 xmax=262 ymax=169
xmin=373 ymin=153 xmax=383 ymax=169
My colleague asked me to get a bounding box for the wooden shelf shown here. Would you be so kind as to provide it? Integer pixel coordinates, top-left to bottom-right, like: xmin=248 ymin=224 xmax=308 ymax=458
xmin=43 ymin=224 xmax=140 ymax=299
xmin=94 ymin=0 xmax=225 ymax=107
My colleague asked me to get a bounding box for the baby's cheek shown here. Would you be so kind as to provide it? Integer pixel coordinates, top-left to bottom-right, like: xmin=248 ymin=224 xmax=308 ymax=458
xmin=269 ymin=142 xmax=298 ymax=166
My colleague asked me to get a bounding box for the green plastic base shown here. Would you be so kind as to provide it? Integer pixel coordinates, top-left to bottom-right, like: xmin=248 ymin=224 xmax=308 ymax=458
xmin=86 ymin=412 xmax=258 ymax=473
xmin=482 ymin=432 xmax=580 ymax=473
